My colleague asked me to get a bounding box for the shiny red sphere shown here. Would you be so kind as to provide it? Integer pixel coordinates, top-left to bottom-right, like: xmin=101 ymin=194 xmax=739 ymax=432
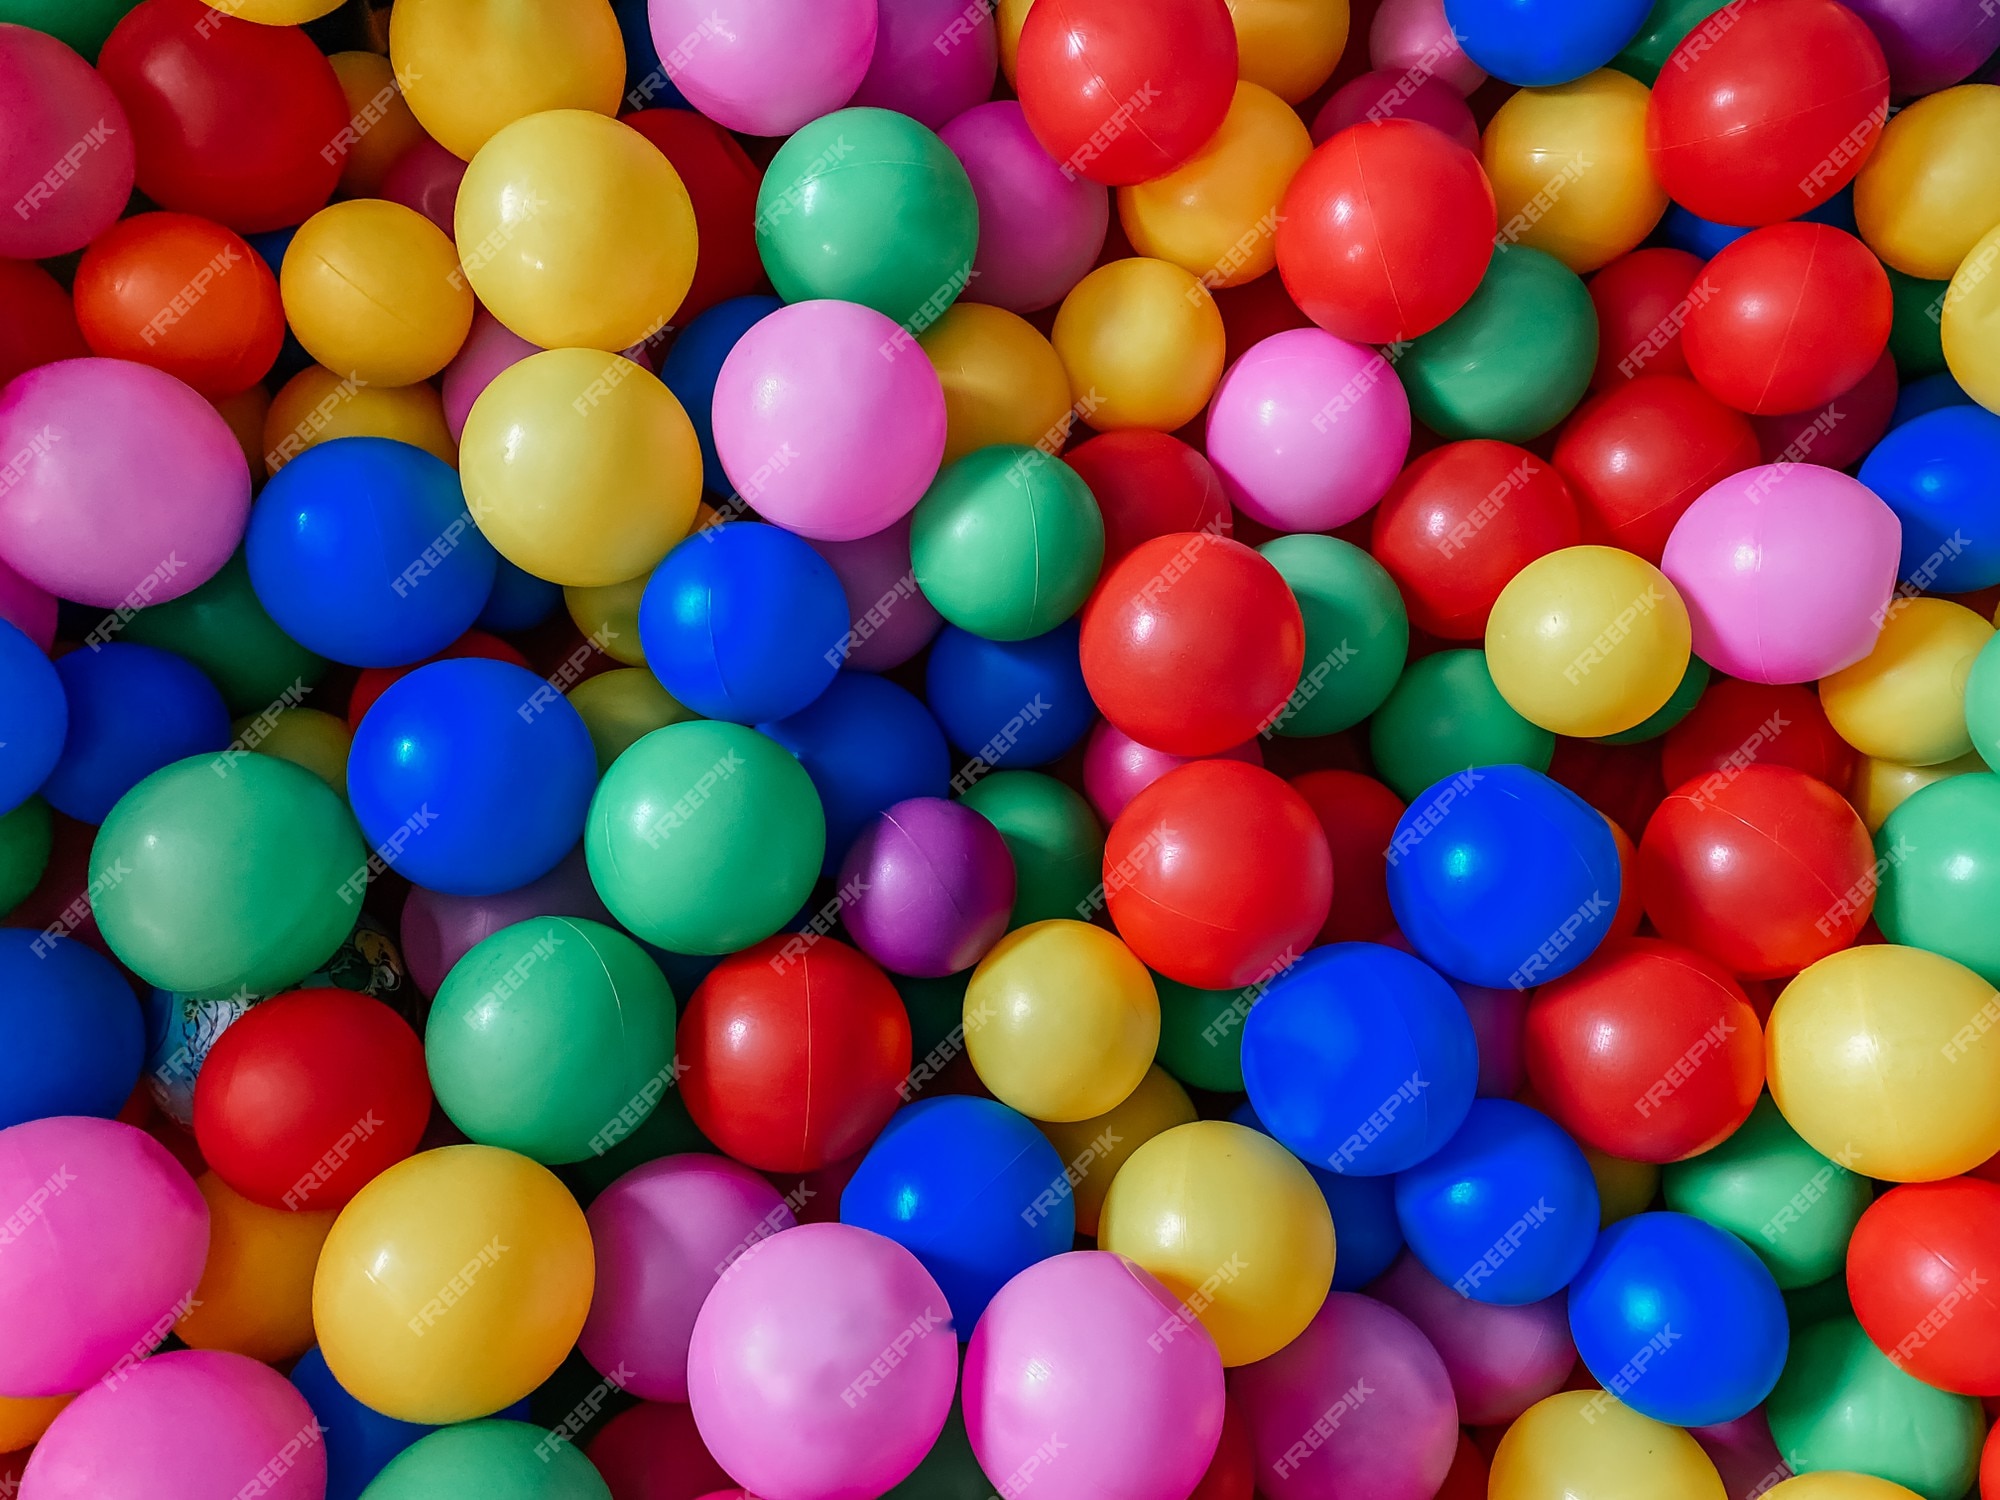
xmin=1587 ymin=247 xmax=1705 ymax=390
xmin=621 ymin=108 xmax=764 ymax=324
xmin=1848 ymin=1179 xmax=2000 ymax=1396
xmin=1064 ymin=430 xmax=1231 ymax=570
xmin=1291 ymin=769 xmax=1404 ymax=945
xmin=1661 ymin=678 xmax=1856 ymax=796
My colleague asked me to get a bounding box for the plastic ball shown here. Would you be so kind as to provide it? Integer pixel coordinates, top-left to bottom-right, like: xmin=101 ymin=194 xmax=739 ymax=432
xmin=1291 ymin=770 xmax=1402 ymax=945
xmin=1257 ymin=534 xmax=1408 ymax=735
xmin=1370 ymin=647 xmax=1555 ymax=800
xmin=1229 ymin=0 xmax=1349 ymax=102
xmin=1051 ymin=257 xmax=1226 ymax=431
xmin=361 ymin=1419 xmax=611 ymax=1500
xmin=1847 ymin=1178 xmax=2000 ymax=1394
xmin=1767 ymin=943 xmax=2000 ymax=1182
xmin=839 ymin=797 xmax=1016 ymax=977
xmin=0 ymin=24 xmax=131 ymax=258
xmin=172 ymin=1170 xmax=331 ymax=1362
xmin=1064 ymin=429 xmax=1230 ymax=568
xmin=849 ymin=0 xmax=998 ymax=128
xmin=1312 ymin=67 xmax=1480 ymax=149
xmin=613 ymin=109 xmax=762 ymax=326
xmin=379 ymin=136 xmax=466 ymax=236
xmin=1489 ymin=1391 xmax=1727 ymax=1500
xmin=1876 ymin=772 xmax=2000 ymax=982
xmin=1039 ymin=1064 xmax=1196 ymax=1236
xmin=1847 ymin=749 xmax=1986 ymax=834
xmin=398 ymin=845 xmax=607 ymax=996
xmin=0 ymin=930 xmax=142 ymax=1128
xmin=1822 ymin=598 xmax=1990 ymax=766
xmin=806 ymin=515 xmax=945 ymax=673
xmin=582 ymin=1400 xmax=731 ymax=1500
xmin=323 ymin=51 xmax=424 ymax=197
xmin=1941 ymin=222 xmax=2000 ymax=412
xmin=0 ymin=618 xmax=64 ymax=815
xmin=1446 ymin=0 xmax=1652 ymax=86
xmin=1587 ymin=247 xmax=1703 ymax=387
xmin=1371 ymin=0 xmax=1486 ymax=90
xmin=1860 ymin=404 xmax=2000 ymax=594
xmin=958 ymin=770 xmax=1104 ymax=930
xmin=1371 ymin=1252 xmax=1577 ymax=1426
xmin=280 ymin=200 xmax=473 ymax=388
xmin=266 ymin=366 xmax=455 ymax=474
xmin=656 ymin=294 xmax=782 ymax=491
xmin=1855 ymin=84 xmax=2000 ymax=282
xmin=648 ymin=0 xmax=874 ymax=137
xmin=919 ymin=303 xmax=1074 ymax=467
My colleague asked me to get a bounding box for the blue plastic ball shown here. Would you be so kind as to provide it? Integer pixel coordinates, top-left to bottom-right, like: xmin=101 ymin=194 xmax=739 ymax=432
xmin=0 ymin=618 xmax=65 ymax=816
xmin=1567 ymin=1210 xmax=1789 ymax=1428
xmin=760 ymin=671 xmax=951 ymax=872
xmin=924 ymin=621 xmax=1095 ymax=772
xmin=246 ymin=436 xmax=499 ymax=668
xmin=347 ymin=658 xmax=597 ymax=897
xmin=659 ymin=295 xmax=783 ymax=493
xmin=43 ymin=644 xmax=230 ymax=824
xmin=1234 ymin=1100 xmax=1405 ymax=1289
xmin=1444 ymin=0 xmax=1652 ymax=85
xmin=1859 ymin=404 xmax=2000 ymax=594
xmin=0 ymin=930 xmax=144 ymax=1129
xmin=1393 ymin=1098 xmax=1600 ymax=1306
xmin=478 ymin=558 xmax=564 ymax=633
xmin=840 ymin=1094 xmax=1073 ymax=1328
xmin=638 ymin=522 xmax=849 ymax=723
xmin=1240 ymin=942 xmax=1479 ymax=1178
xmin=1890 ymin=371 xmax=1973 ymax=431
xmin=611 ymin=0 xmax=688 ymax=109
xmin=1386 ymin=763 xmax=1621 ymax=990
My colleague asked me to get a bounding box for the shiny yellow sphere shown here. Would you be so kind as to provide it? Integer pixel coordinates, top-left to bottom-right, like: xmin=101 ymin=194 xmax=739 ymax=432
xmin=1483 ymin=70 xmax=1667 ymax=274
xmin=1820 ymin=597 xmax=1992 ymax=766
xmin=234 ymin=706 xmax=350 ymax=798
xmin=1855 ymin=85 xmax=2000 ymax=282
xmin=1099 ymin=1120 xmax=1334 ymax=1366
xmin=197 ymin=0 xmax=343 ymax=20
xmin=460 ymin=348 xmax=703 ymax=588
xmin=263 ymin=366 xmax=457 ymax=475
xmin=568 ymin=668 xmax=698 ymax=774
xmin=176 ymin=1172 xmax=333 ymax=1364
xmin=1485 ymin=545 xmax=1692 ymax=737
xmin=1052 ymin=258 xmax=1227 ymax=433
xmin=1762 ymin=1476 xmax=1927 ymax=1500
xmin=1768 ymin=944 xmax=2000 ymax=1182
xmin=1035 ymin=1064 xmax=1197 ymax=1237
xmin=1941 ymin=220 xmax=2000 ymax=414
xmin=312 ymin=1145 xmax=594 ymax=1425
xmin=327 ymin=52 xmax=426 ymax=198
xmin=280 ymin=201 xmax=474 ymax=388
xmin=0 ymin=1393 xmax=70 ymax=1452
xmin=1491 ymin=1392 xmax=1726 ymax=1500
xmin=1227 ymin=0 xmax=1349 ymax=104
xmin=564 ymin=574 xmax=651 ymax=667
xmin=965 ymin=919 xmax=1160 ymax=1122
xmin=997 ymin=0 xmax=1035 ymax=84
xmin=921 ymin=303 xmax=1075 ymax=467
xmin=1583 ymin=1142 xmax=1661 ymax=1228
xmin=389 ymin=0 xmax=625 ymax=161
xmin=1119 ymin=82 xmax=1312 ymax=290
xmin=1848 ymin=750 xmax=1988 ymax=834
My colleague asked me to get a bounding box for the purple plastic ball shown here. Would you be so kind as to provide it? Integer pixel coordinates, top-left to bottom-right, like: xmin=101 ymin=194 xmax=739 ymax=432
xmin=849 ymin=0 xmax=1000 ymax=130
xmin=939 ymin=101 xmax=1110 ymax=314
xmin=838 ymin=797 xmax=1016 ymax=977
xmin=1369 ymin=1252 xmax=1576 ymax=1426
xmin=1844 ymin=0 xmax=2000 ymax=95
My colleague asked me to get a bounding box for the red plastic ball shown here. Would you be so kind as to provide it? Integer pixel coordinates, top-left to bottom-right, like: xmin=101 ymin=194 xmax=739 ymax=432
xmin=73 ymin=211 xmax=283 ymax=397
xmin=586 ymin=1400 xmax=733 ymax=1500
xmin=1985 ymin=1420 xmax=2000 ymax=1500
xmin=1525 ymin=936 xmax=1763 ymax=1163
xmin=192 ymin=988 xmax=431 ymax=1212
xmin=1079 ymin=531 xmax=1305 ymax=758
xmin=1014 ymin=0 xmax=1237 ymax=186
xmin=1552 ymin=374 xmax=1762 ymax=565
xmin=1103 ymin=760 xmax=1332 ymax=990
xmin=1646 ymin=0 xmax=1889 ymax=228
xmin=1661 ymin=678 xmax=1856 ymax=796
xmin=1187 ymin=1396 xmax=1255 ymax=1500
xmin=1752 ymin=347 xmax=1898 ymax=469
xmin=677 ymin=935 xmax=912 ymax=1174
xmin=0 ymin=259 xmax=88 ymax=388
xmin=1638 ymin=764 xmax=1875 ymax=979
xmin=620 ymin=108 xmax=764 ymax=324
xmin=1587 ymin=247 xmax=1705 ymax=390
xmin=348 ymin=630 xmax=533 ymax=731
xmin=1370 ymin=441 xmax=1582 ymax=640
xmin=1848 ymin=1179 xmax=2000 ymax=1396
xmin=1681 ymin=223 xmax=1891 ymax=416
xmin=1550 ymin=737 xmax=1669 ymax=844
xmin=1276 ymin=119 xmax=1497 ymax=345
xmin=1213 ymin=271 xmax=1313 ymax=369
xmin=1291 ymin=769 xmax=1403 ymax=945
xmin=1064 ymin=430 xmax=1231 ymax=570
xmin=98 ymin=0 xmax=348 ymax=234
xmin=1436 ymin=1432 xmax=1490 ymax=1500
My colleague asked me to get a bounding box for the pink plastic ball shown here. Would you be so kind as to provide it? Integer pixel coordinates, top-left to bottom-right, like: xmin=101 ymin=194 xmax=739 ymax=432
xmin=399 ymin=845 xmax=611 ymax=996
xmin=648 ymin=0 xmax=876 ymax=137
xmin=0 ymin=27 xmax=136 ymax=260
xmin=1231 ymin=1292 xmax=1458 ymax=1500
xmin=1660 ymin=464 xmax=1901 ymax=684
xmin=0 ymin=358 xmax=249 ymax=610
xmin=379 ymin=135 xmax=466 ymax=237
xmin=964 ymin=1251 xmax=1226 ymax=1500
xmin=582 ymin=1154 xmax=796 ymax=1404
xmin=0 ymin=554 xmax=56 ymax=650
xmin=23 ymin=1349 xmax=324 ymax=1500
xmin=712 ymin=300 xmax=947 ymax=542
xmin=441 ymin=309 xmax=542 ymax=446
xmin=688 ymin=1221 xmax=957 ymax=1500
xmin=940 ymin=101 xmax=1110 ymax=315
xmin=1312 ymin=70 xmax=1480 ymax=151
xmin=806 ymin=514 xmax=944 ymax=671
xmin=1206 ymin=328 xmax=1412 ymax=531
xmin=849 ymin=0 xmax=998 ymax=131
xmin=1369 ymin=0 xmax=1486 ymax=95
xmin=1082 ymin=719 xmax=1264 ymax=825
xmin=0 ymin=1116 xmax=209 ymax=1396
xmin=1368 ymin=1254 xmax=1575 ymax=1426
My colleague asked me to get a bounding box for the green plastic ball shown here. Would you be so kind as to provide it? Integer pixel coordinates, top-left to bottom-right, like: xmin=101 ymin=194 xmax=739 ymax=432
xmin=1154 ymin=972 xmax=1253 ymax=1093
xmin=427 ymin=916 xmax=677 ymax=1165
xmin=755 ymin=107 xmax=980 ymax=330
xmin=563 ymin=1085 xmax=715 ymax=1201
xmin=1257 ymin=533 xmax=1409 ymax=737
xmin=895 ymin=970 xmax=973 ymax=1065
xmin=1595 ymin=655 xmax=1709 ymax=745
xmin=586 ymin=720 xmax=824 ymax=955
xmin=1873 ymin=773 xmax=2000 ymax=984
xmin=1399 ymin=245 xmax=1598 ymax=443
xmin=1967 ymin=632 xmax=2000 ymax=773
xmin=1609 ymin=0 xmax=1736 ymax=84
xmin=361 ymin=1419 xmax=611 ymax=1499
xmin=910 ymin=447 xmax=1105 ymax=641
xmin=121 ymin=550 xmax=328 ymax=717
xmin=1885 ymin=265 xmax=1950 ymax=380
xmin=1784 ymin=1274 xmax=1855 ymax=1334
xmin=1367 ymin=649 xmax=1555 ymax=802
xmin=957 ymin=771 xmax=1104 ymax=929
xmin=0 ymin=796 xmax=52 ymax=914
xmin=91 ymin=754 xmax=366 ymax=1000
xmin=0 ymin=0 xmax=138 ymax=59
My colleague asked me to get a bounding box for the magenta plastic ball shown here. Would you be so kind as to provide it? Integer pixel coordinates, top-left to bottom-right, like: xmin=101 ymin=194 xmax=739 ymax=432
xmin=838 ymin=797 xmax=1016 ymax=978
xmin=1367 ymin=1253 xmax=1575 ymax=1426
xmin=398 ymin=845 xmax=612 ymax=996
xmin=1206 ymin=329 xmax=1412 ymax=531
xmin=964 ymin=1251 xmax=1226 ymax=1500
xmin=1690 ymin=1408 xmax=1792 ymax=1499
xmin=806 ymin=513 xmax=944 ymax=671
xmin=1460 ymin=983 xmax=1525 ymax=1098
xmin=1841 ymin=0 xmax=2000 ymax=94
xmin=688 ymin=1221 xmax=957 ymax=1500
xmin=940 ymin=101 xmax=1111 ymax=315
xmin=581 ymin=1154 xmax=795 ymax=1404
xmin=0 ymin=554 xmax=56 ymax=650
xmin=649 ymin=0 xmax=876 ymax=136
xmin=0 ymin=27 xmax=135 ymax=260
xmin=0 ymin=1117 xmax=209 ymax=1397
xmin=380 ymin=136 xmax=465 ymax=237
xmin=0 ymin=359 xmax=249 ymax=610
xmin=1660 ymin=465 xmax=1901 ymax=684
xmin=1081 ymin=719 xmax=1264 ymax=825
xmin=1369 ymin=0 xmax=1486 ymax=94
xmin=849 ymin=0 xmax=998 ymax=130
xmin=442 ymin=310 xmax=541 ymax=444
xmin=23 ymin=1349 xmax=324 ymax=1500
xmin=1231 ymin=1292 xmax=1458 ymax=1500
xmin=712 ymin=299 xmax=947 ymax=542
xmin=1312 ymin=70 xmax=1480 ymax=150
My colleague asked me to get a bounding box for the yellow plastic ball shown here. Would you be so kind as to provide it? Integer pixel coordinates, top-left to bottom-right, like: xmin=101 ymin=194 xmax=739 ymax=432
xmin=388 ymin=0 xmax=625 ymax=161
xmin=197 ymin=0 xmax=343 ymax=21
xmin=997 ymin=0 xmax=1035 ymax=85
xmin=312 ymin=1144 xmax=594 ymax=1425
xmin=0 ymin=1393 xmax=71 ymax=1452
xmin=281 ymin=201 xmax=474 ymax=388
xmin=1941 ymin=220 xmax=2000 ymax=414
xmin=1767 ymin=944 xmax=2000 ymax=1182
xmin=460 ymin=348 xmax=703 ymax=588
xmin=1034 ymin=1063 xmax=1197 ymax=1237
xmin=1762 ymin=1476 xmax=1927 ymax=1500
xmin=175 ymin=1171 xmax=334 ymax=1363
xmin=209 ymin=384 xmax=271 ymax=487
xmin=236 ymin=706 xmax=351 ymax=797
xmin=1482 ymin=70 xmax=1667 ymax=274
xmin=326 ymin=52 xmax=426 ymax=198
xmin=568 ymin=668 xmax=698 ymax=774
xmin=920 ymin=302 xmax=1075 ymax=467
xmin=1099 ymin=1119 xmax=1334 ymax=1366
xmin=1848 ymin=750 xmax=1987 ymax=834
xmin=1855 ymin=85 xmax=2000 ymax=282
xmin=564 ymin=574 xmax=651 ymax=667
xmin=1485 ymin=545 xmax=1692 ymax=737
xmin=1227 ymin=0 xmax=1349 ymax=105
xmin=964 ymin=919 xmax=1160 ymax=1122
xmin=263 ymin=366 xmax=458 ymax=475
xmin=1119 ymin=82 xmax=1312 ymax=290
xmin=1820 ymin=598 xmax=1993 ymax=766
xmin=1052 ymin=258 xmax=1227 ymax=433
xmin=456 ymin=111 xmax=699 ymax=353
xmin=1583 ymin=1142 xmax=1660 ymax=1228
xmin=1491 ymin=1392 xmax=1726 ymax=1500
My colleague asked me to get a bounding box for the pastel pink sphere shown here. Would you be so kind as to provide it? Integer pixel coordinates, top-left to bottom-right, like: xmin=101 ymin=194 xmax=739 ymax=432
xmin=940 ymin=101 xmax=1110 ymax=315
xmin=1370 ymin=0 xmax=1487 ymax=94
xmin=648 ymin=0 xmax=876 ymax=137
